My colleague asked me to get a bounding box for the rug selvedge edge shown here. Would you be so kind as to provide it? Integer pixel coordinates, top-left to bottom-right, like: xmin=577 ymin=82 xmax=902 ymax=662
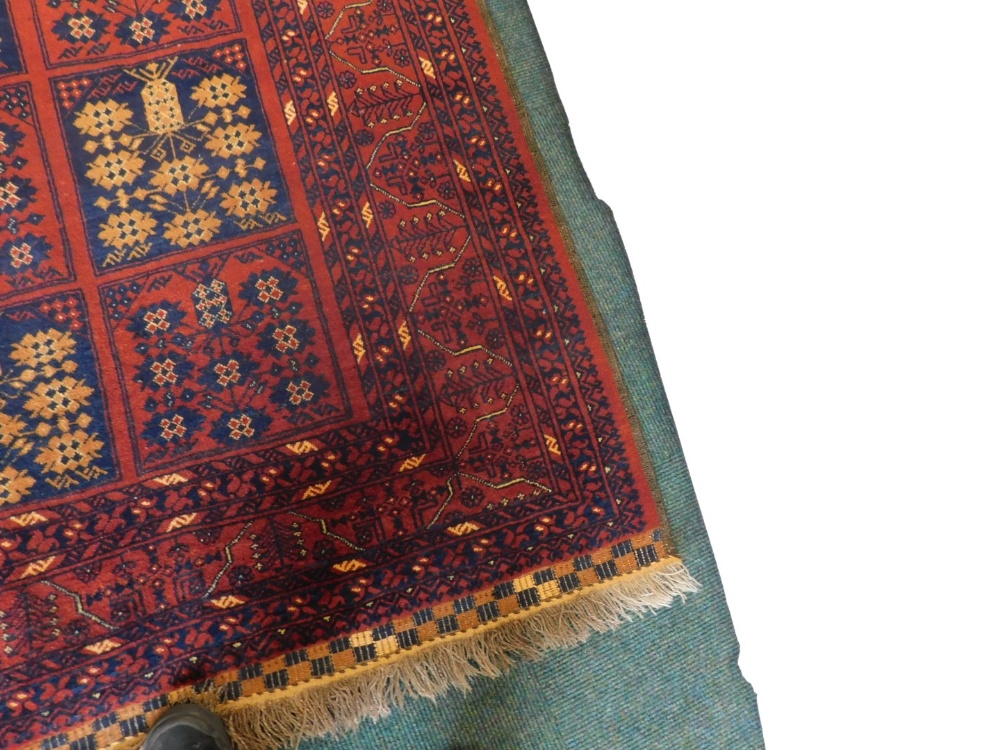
xmin=470 ymin=0 xmax=682 ymax=550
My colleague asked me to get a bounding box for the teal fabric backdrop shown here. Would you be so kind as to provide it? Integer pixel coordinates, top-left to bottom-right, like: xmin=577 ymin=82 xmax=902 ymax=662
xmin=308 ymin=1 xmax=763 ymax=747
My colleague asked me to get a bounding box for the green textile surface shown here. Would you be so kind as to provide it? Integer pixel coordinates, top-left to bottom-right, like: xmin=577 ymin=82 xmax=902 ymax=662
xmin=308 ymin=1 xmax=764 ymax=747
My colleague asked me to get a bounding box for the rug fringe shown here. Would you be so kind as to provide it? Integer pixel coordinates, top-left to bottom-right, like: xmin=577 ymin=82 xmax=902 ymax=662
xmin=197 ymin=561 xmax=698 ymax=749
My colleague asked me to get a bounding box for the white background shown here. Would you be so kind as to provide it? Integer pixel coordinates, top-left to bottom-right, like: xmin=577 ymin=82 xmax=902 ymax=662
xmin=528 ymin=2 xmax=1000 ymax=748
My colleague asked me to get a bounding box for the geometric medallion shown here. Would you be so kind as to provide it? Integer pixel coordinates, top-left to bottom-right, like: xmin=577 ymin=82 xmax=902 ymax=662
xmin=53 ymin=41 xmax=291 ymax=271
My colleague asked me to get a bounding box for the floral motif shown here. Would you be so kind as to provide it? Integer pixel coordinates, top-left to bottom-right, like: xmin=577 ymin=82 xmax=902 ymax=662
xmin=140 ymin=407 xmax=204 ymax=446
xmin=209 ymin=409 xmax=273 ymax=444
xmin=272 ymin=375 xmax=330 ymax=410
xmin=135 ymin=353 xmax=195 ymax=391
xmin=0 ymin=294 xmax=115 ymax=505
xmin=0 ymin=85 xmax=70 ymax=298
xmin=86 ymin=150 xmax=146 ymax=190
xmin=260 ymin=319 xmax=314 ymax=357
xmin=125 ymin=302 xmax=185 ymax=338
xmin=114 ymin=11 xmax=170 ymax=48
xmin=34 ymin=429 xmax=105 ymax=476
xmin=204 ymin=122 xmax=262 ymax=159
xmin=0 ymin=466 xmax=35 ymax=507
xmin=149 ymin=156 xmax=209 ymax=196
xmin=38 ymin=0 xmax=237 ymax=66
xmin=9 ymin=328 xmax=76 ymax=368
xmin=191 ymin=73 xmax=246 ymax=109
xmin=169 ymin=0 xmax=224 ymax=21
xmin=57 ymin=44 xmax=289 ymax=270
xmin=52 ymin=11 xmax=109 ymax=45
xmin=74 ymin=100 xmax=134 ymax=137
xmin=199 ymin=352 xmax=253 ymax=392
xmin=0 ymin=234 xmax=53 ymax=277
xmin=221 ymin=179 xmax=278 ymax=220
xmin=98 ymin=209 xmax=158 ymax=250
xmin=100 ymin=234 xmax=348 ymax=472
xmin=23 ymin=376 xmax=94 ymax=420
xmin=192 ymin=279 xmax=233 ymax=328
xmin=0 ymin=175 xmax=35 ymax=214
xmin=239 ymin=269 xmax=298 ymax=307
xmin=163 ymin=209 xmax=222 ymax=249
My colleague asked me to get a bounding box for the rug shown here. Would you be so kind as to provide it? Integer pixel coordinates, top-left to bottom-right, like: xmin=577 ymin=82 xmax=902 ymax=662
xmin=0 ymin=2 xmax=700 ymax=749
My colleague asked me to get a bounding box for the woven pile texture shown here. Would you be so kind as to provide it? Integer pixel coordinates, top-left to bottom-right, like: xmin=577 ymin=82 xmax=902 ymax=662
xmin=0 ymin=1 xmax=703 ymax=748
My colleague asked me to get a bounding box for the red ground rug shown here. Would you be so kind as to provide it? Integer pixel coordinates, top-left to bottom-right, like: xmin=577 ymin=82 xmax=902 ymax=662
xmin=0 ymin=1 xmax=696 ymax=748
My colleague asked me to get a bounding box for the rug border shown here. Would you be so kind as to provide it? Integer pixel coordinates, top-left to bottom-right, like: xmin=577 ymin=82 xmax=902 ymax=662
xmin=472 ymin=0 xmax=677 ymax=546
xmin=9 ymin=1 xmax=717 ymax=746
xmin=479 ymin=1 xmax=765 ymax=746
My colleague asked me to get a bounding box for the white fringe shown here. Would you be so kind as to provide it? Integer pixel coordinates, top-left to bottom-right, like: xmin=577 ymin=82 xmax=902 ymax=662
xmin=202 ymin=562 xmax=699 ymax=749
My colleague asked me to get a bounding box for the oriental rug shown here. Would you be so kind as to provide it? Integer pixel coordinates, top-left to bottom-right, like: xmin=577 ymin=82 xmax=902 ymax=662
xmin=0 ymin=1 xmax=699 ymax=748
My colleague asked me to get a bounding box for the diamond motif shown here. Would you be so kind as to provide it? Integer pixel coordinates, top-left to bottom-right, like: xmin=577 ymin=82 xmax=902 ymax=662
xmin=54 ymin=43 xmax=290 ymax=271
xmin=99 ymin=233 xmax=350 ymax=472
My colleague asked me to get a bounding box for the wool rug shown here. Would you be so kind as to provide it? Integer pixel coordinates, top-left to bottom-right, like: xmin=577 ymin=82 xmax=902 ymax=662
xmin=0 ymin=1 xmax=701 ymax=748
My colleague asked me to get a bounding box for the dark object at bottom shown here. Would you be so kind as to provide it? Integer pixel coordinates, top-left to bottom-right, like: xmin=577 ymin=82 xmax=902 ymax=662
xmin=143 ymin=705 xmax=233 ymax=750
